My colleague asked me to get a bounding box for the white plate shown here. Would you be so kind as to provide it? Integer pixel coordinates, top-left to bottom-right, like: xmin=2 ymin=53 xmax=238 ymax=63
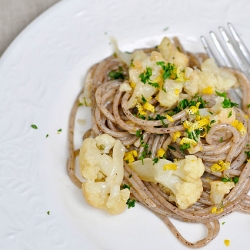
xmin=1 ymin=0 xmax=250 ymax=249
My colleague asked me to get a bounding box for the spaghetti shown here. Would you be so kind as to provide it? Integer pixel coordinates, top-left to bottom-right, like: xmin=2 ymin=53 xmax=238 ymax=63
xmin=67 ymin=37 xmax=250 ymax=248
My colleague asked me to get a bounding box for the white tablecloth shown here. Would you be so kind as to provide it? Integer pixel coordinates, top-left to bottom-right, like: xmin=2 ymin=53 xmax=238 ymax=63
xmin=0 ymin=0 xmax=60 ymax=56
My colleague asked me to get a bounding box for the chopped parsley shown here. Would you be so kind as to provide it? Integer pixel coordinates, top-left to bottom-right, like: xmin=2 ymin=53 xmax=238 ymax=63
xmin=215 ymin=91 xmax=238 ymax=108
xmin=245 ymin=151 xmax=250 ymax=159
xmin=78 ymin=102 xmax=83 ymax=106
xmin=156 ymin=61 xmax=176 ymax=80
xmin=57 ymin=129 xmax=62 ymax=133
xmin=221 ymin=176 xmax=239 ymax=184
xmin=228 ymin=110 xmax=232 ymax=118
xmin=121 ymin=184 xmax=130 ymax=190
xmin=135 ymin=130 xmax=143 ymax=141
xmin=168 ymin=145 xmax=176 ymax=151
xmin=46 ymin=134 xmax=49 ymax=138
xmin=126 ymin=198 xmax=135 ymax=209
xmin=222 ymin=222 xmax=225 ymax=225
xmin=173 ymin=94 xmax=207 ymax=114
xmin=153 ymin=157 xmax=159 ymax=165
xmin=108 ymin=66 xmax=125 ymax=80
xmin=47 ymin=211 xmax=50 ymax=215
xmin=179 ymin=143 xmax=191 ymax=152
xmin=163 ymin=27 xmax=169 ymax=31
xmin=138 ymin=68 xmax=160 ymax=88
xmin=247 ymin=104 xmax=250 ymax=109
xmin=31 ymin=124 xmax=38 ymax=129
xmin=210 ymin=120 xmax=216 ymax=125
xmin=141 ymin=95 xmax=147 ymax=104
xmin=155 ymin=114 xmax=167 ymax=127
xmin=139 ymin=67 xmax=152 ymax=83
xmin=219 ymin=137 xmax=223 ymax=143
xmin=129 ymin=173 xmax=132 ymax=178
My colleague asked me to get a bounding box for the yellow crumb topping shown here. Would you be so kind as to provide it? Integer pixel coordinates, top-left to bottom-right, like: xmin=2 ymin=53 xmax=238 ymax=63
xmin=211 ymin=160 xmax=230 ymax=172
xmin=124 ymin=150 xmax=138 ymax=163
xmin=172 ymin=131 xmax=181 ymax=142
xmin=163 ymin=163 xmax=177 ymax=171
xmin=166 ymin=114 xmax=174 ymax=122
xmin=143 ymin=102 xmax=155 ymax=112
xmin=224 ymin=239 xmax=230 ymax=246
xmin=179 ymin=137 xmax=197 ymax=146
xmin=202 ymin=86 xmax=213 ymax=94
xmin=211 ymin=206 xmax=224 ymax=214
xmin=231 ymin=120 xmax=246 ymax=135
xmin=157 ymin=148 xmax=165 ymax=158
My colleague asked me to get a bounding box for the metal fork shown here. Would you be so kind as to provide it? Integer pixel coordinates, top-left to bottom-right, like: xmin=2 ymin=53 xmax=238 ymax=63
xmin=200 ymin=22 xmax=250 ymax=80
xmin=200 ymin=23 xmax=250 ymax=102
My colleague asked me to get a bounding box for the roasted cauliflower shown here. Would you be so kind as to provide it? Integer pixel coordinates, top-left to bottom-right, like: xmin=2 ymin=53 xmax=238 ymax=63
xmin=79 ymin=134 xmax=130 ymax=215
xmin=129 ymin=155 xmax=205 ymax=209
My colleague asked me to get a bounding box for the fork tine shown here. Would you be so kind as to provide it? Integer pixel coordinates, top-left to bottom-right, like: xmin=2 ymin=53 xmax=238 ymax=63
xmin=200 ymin=35 xmax=221 ymax=66
xmin=209 ymin=31 xmax=233 ymax=67
xmin=227 ymin=22 xmax=250 ymax=65
xmin=218 ymin=26 xmax=243 ymax=70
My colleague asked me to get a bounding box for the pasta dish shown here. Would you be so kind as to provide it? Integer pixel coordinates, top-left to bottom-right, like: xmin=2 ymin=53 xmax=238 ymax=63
xmin=67 ymin=36 xmax=250 ymax=248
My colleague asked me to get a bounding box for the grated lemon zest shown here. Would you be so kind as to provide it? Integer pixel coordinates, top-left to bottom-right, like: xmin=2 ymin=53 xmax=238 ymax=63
xmin=157 ymin=148 xmax=165 ymax=158
xmin=163 ymin=163 xmax=177 ymax=171
xmin=202 ymin=86 xmax=213 ymax=94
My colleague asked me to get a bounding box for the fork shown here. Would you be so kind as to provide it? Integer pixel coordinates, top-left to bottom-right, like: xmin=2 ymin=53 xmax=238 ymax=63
xmin=200 ymin=22 xmax=250 ymax=80
xmin=200 ymin=23 xmax=250 ymax=101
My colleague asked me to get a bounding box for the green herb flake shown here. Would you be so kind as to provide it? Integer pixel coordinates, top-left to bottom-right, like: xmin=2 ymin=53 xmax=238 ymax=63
xmin=129 ymin=173 xmax=132 ymax=178
xmin=245 ymin=151 xmax=250 ymax=158
xmin=121 ymin=184 xmax=130 ymax=190
xmin=139 ymin=67 xmax=152 ymax=84
xmin=219 ymin=137 xmax=223 ymax=143
xmin=108 ymin=67 xmax=124 ymax=80
xmin=46 ymin=134 xmax=49 ymax=138
xmin=141 ymin=95 xmax=147 ymax=104
xmin=168 ymin=145 xmax=176 ymax=151
xmin=222 ymin=176 xmax=239 ymax=184
xmin=210 ymin=120 xmax=216 ymax=125
xmin=31 ymin=124 xmax=38 ymax=129
xmin=179 ymin=143 xmax=191 ymax=152
xmin=153 ymin=157 xmax=159 ymax=165
xmin=228 ymin=110 xmax=232 ymax=118
xmin=156 ymin=61 xmax=176 ymax=81
xmin=222 ymin=222 xmax=225 ymax=225
xmin=215 ymin=91 xmax=238 ymax=108
xmin=163 ymin=27 xmax=169 ymax=31
xmin=57 ymin=129 xmax=62 ymax=133
xmin=47 ymin=211 xmax=50 ymax=215
xmin=78 ymin=102 xmax=83 ymax=106
xmin=126 ymin=198 xmax=135 ymax=209
xmin=247 ymin=104 xmax=250 ymax=109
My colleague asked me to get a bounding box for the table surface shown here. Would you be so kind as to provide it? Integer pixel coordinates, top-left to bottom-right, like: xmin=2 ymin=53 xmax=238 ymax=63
xmin=0 ymin=0 xmax=60 ymax=57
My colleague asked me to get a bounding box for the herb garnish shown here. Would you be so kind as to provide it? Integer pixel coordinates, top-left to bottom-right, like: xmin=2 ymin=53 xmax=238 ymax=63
xmin=215 ymin=91 xmax=238 ymax=108
xmin=31 ymin=124 xmax=38 ymax=129
xmin=121 ymin=184 xmax=131 ymax=190
xmin=108 ymin=66 xmax=125 ymax=80
xmin=126 ymin=198 xmax=135 ymax=208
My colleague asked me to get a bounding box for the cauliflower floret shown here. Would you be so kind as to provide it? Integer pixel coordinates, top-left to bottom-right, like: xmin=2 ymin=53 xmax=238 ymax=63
xmin=199 ymin=97 xmax=236 ymax=126
xmin=156 ymin=79 xmax=183 ymax=108
xmin=158 ymin=37 xmax=189 ymax=68
xmin=129 ymin=155 xmax=205 ymax=209
xmin=197 ymin=58 xmax=237 ymax=93
xmin=79 ymin=134 xmax=130 ymax=215
xmin=210 ymin=181 xmax=235 ymax=205
xmin=183 ymin=70 xmax=200 ymax=96
xmin=173 ymin=155 xmax=205 ymax=182
xmin=127 ymin=53 xmax=164 ymax=108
